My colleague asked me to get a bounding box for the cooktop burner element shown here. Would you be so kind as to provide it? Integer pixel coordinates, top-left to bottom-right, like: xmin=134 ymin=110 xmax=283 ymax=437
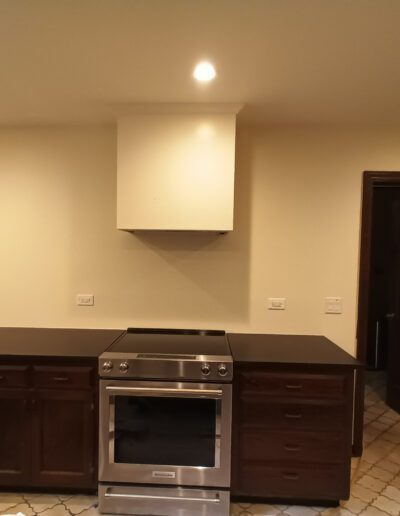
xmin=99 ymin=328 xmax=233 ymax=382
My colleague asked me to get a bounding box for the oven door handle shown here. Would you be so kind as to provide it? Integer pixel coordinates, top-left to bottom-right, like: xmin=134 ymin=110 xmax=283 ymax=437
xmin=105 ymin=385 xmax=223 ymax=398
xmin=104 ymin=489 xmax=220 ymax=503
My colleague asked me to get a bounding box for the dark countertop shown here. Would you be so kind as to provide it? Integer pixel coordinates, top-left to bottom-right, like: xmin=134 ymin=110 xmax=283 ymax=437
xmin=228 ymin=333 xmax=362 ymax=368
xmin=0 ymin=328 xmax=124 ymax=358
xmin=0 ymin=328 xmax=362 ymax=368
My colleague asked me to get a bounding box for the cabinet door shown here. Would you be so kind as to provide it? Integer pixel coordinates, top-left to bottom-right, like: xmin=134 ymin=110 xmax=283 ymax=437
xmin=31 ymin=389 xmax=95 ymax=488
xmin=0 ymin=389 xmax=31 ymax=486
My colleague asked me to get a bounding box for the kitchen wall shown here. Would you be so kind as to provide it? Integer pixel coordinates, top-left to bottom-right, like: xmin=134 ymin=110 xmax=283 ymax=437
xmin=1 ymin=125 xmax=400 ymax=355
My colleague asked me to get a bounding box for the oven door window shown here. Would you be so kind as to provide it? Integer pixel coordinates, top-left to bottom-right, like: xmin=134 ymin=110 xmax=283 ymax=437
xmin=113 ymin=395 xmax=217 ymax=467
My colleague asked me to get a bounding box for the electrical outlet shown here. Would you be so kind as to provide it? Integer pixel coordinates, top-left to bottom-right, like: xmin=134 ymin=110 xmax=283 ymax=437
xmin=76 ymin=294 xmax=94 ymax=306
xmin=268 ymin=298 xmax=286 ymax=310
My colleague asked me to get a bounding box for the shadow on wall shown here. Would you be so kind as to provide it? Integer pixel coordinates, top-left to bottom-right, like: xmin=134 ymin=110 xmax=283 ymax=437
xmin=131 ymin=128 xmax=253 ymax=327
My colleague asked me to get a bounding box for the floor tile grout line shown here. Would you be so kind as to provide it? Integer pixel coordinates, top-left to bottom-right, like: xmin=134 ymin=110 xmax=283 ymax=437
xmin=21 ymin=493 xmax=38 ymax=516
xmin=353 ymin=443 xmax=400 ymax=515
xmin=60 ymin=500 xmax=75 ymax=516
xmin=370 ymin=494 xmax=400 ymax=516
xmin=0 ymin=500 xmax=25 ymax=514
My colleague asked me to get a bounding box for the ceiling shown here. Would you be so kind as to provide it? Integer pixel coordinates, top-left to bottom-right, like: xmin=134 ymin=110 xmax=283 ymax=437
xmin=1 ymin=0 xmax=400 ymax=127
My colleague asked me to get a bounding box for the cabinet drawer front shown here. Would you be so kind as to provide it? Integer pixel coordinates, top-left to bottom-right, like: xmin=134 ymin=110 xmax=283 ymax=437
xmin=0 ymin=366 xmax=29 ymax=388
xmin=235 ymin=463 xmax=349 ymax=500
xmin=240 ymin=399 xmax=345 ymax=431
xmin=33 ymin=366 xmax=94 ymax=389
xmin=241 ymin=429 xmax=345 ymax=463
xmin=239 ymin=370 xmax=347 ymax=399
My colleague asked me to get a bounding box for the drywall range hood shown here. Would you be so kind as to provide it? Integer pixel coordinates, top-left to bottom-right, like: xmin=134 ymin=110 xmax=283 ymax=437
xmin=117 ymin=104 xmax=241 ymax=232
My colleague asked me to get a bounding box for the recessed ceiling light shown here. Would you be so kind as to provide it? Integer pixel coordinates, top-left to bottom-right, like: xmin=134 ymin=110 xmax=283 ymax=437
xmin=193 ymin=61 xmax=216 ymax=82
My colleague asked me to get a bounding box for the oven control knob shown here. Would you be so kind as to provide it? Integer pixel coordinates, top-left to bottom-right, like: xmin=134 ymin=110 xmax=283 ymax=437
xmin=119 ymin=361 xmax=129 ymax=373
xmin=201 ymin=363 xmax=211 ymax=376
xmin=218 ymin=364 xmax=228 ymax=377
xmin=102 ymin=361 xmax=113 ymax=373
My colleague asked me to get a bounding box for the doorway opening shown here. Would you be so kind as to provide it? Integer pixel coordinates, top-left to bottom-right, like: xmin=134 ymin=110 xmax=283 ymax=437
xmin=356 ymin=171 xmax=400 ymax=453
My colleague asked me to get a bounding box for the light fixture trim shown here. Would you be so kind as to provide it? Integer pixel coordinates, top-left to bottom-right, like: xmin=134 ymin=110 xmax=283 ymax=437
xmin=193 ymin=61 xmax=216 ymax=82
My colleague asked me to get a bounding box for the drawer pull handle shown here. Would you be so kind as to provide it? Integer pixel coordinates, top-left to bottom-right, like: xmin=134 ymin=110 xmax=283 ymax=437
xmin=285 ymin=384 xmax=303 ymax=390
xmin=53 ymin=376 xmax=69 ymax=382
xmin=284 ymin=445 xmax=301 ymax=452
xmin=283 ymin=473 xmax=299 ymax=481
xmin=284 ymin=412 xmax=302 ymax=419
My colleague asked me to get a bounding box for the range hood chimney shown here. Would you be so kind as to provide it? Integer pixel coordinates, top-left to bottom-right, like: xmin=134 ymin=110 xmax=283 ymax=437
xmin=117 ymin=104 xmax=241 ymax=232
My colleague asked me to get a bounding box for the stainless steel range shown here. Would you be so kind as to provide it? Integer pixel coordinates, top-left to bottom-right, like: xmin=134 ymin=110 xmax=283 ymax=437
xmin=98 ymin=328 xmax=232 ymax=516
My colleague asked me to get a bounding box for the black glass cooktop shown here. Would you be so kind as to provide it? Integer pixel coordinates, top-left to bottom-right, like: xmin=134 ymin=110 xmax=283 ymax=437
xmin=107 ymin=328 xmax=230 ymax=356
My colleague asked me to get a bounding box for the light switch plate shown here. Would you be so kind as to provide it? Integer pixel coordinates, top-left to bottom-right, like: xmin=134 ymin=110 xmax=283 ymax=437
xmin=268 ymin=298 xmax=286 ymax=310
xmin=324 ymin=297 xmax=342 ymax=314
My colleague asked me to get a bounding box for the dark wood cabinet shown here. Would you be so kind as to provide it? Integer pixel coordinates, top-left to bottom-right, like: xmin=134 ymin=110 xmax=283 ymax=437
xmin=0 ymin=386 xmax=31 ymax=486
xmin=231 ymin=366 xmax=354 ymax=502
xmin=0 ymin=358 xmax=97 ymax=491
xmin=228 ymin=333 xmax=361 ymax=504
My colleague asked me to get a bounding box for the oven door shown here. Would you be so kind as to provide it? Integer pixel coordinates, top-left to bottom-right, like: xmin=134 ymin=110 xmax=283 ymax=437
xmin=99 ymin=379 xmax=232 ymax=487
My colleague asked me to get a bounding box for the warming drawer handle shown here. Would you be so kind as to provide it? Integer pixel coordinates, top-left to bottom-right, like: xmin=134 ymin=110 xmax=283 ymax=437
xmin=105 ymin=385 xmax=223 ymax=397
xmin=104 ymin=490 xmax=220 ymax=503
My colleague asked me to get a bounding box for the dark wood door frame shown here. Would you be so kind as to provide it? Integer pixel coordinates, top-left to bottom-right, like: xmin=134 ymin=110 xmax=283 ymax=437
xmin=354 ymin=171 xmax=400 ymax=456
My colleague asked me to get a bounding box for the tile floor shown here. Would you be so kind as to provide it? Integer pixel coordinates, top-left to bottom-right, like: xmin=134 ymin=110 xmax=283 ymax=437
xmin=1 ymin=371 xmax=400 ymax=516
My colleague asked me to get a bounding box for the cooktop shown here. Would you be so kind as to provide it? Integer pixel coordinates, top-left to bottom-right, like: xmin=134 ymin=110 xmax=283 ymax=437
xmin=107 ymin=328 xmax=230 ymax=356
xmin=99 ymin=328 xmax=232 ymax=382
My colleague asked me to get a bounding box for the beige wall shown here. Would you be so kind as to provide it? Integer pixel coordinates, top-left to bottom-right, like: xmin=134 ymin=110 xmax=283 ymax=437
xmin=1 ymin=125 xmax=400 ymax=355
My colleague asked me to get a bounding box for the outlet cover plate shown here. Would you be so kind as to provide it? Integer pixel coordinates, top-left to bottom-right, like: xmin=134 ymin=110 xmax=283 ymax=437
xmin=76 ymin=294 xmax=94 ymax=306
xmin=268 ymin=298 xmax=286 ymax=310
